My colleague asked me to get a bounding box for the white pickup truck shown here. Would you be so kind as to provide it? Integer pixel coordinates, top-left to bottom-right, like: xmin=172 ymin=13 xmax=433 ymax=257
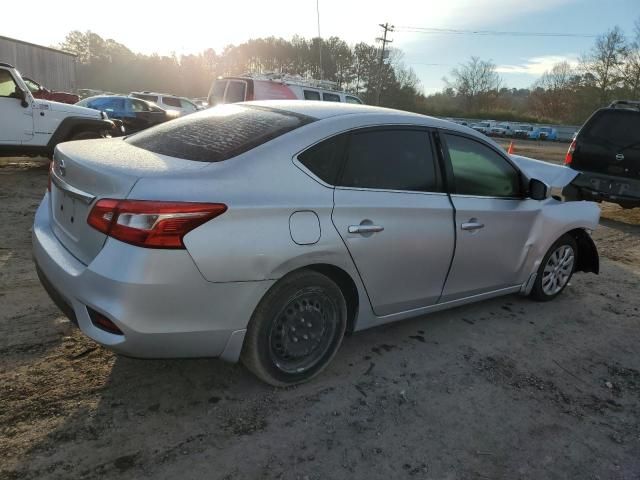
xmin=0 ymin=62 xmax=122 ymax=158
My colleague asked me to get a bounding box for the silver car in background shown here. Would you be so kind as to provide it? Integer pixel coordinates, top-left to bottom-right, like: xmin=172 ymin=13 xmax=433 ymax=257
xmin=33 ymin=101 xmax=600 ymax=386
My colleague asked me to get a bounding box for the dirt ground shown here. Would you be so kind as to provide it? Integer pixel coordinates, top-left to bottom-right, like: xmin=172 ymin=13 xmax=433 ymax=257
xmin=1 ymin=154 xmax=640 ymax=480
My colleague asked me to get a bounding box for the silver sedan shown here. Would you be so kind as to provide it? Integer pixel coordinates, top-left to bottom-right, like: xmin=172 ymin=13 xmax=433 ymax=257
xmin=33 ymin=101 xmax=600 ymax=386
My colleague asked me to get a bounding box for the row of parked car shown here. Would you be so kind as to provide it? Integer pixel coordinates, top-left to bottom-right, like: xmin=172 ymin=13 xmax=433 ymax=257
xmin=448 ymin=119 xmax=559 ymax=141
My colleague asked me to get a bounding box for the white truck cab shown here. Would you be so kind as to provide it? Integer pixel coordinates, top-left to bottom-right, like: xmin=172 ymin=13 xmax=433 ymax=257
xmin=0 ymin=63 xmax=121 ymax=157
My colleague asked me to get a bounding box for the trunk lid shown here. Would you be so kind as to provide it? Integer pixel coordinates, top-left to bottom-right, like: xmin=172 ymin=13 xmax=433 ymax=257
xmin=572 ymin=109 xmax=640 ymax=180
xmin=50 ymin=138 xmax=209 ymax=265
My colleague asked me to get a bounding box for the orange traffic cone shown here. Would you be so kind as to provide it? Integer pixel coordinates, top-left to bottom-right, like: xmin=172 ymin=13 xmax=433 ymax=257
xmin=507 ymin=141 xmax=514 ymax=154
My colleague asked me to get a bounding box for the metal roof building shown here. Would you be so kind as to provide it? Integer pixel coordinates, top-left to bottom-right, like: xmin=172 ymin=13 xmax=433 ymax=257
xmin=0 ymin=35 xmax=77 ymax=92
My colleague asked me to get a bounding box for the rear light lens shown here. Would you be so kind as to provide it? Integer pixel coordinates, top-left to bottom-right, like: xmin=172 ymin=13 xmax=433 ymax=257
xmin=565 ymin=139 xmax=576 ymax=165
xmin=87 ymin=199 xmax=227 ymax=249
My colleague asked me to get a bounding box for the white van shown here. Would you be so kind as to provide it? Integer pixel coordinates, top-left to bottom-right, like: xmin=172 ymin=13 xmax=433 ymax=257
xmin=207 ymin=74 xmax=363 ymax=106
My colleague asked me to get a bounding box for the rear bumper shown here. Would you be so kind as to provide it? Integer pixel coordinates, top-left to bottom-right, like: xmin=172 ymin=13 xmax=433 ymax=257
xmin=32 ymin=193 xmax=274 ymax=361
xmin=571 ymin=171 xmax=640 ymax=207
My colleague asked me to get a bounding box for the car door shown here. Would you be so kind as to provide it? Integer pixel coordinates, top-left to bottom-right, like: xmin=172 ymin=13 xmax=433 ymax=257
xmin=126 ymin=99 xmax=159 ymax=131
xmin=331 ymin=127 xmax=455 ymax=316
xmin=0 ymin=69 xmax=33 ymax=143
xmin=439 ymin=132 xmax=542 ymax=302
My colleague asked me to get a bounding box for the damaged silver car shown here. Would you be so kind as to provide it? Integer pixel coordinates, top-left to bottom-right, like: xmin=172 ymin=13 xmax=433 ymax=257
xmin=33 ymin=101 xmax=600 ymax=386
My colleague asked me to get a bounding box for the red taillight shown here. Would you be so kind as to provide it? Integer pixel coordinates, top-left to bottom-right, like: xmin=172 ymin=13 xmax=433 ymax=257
xmin=87 ymin=199 xmax=227 ymax=249
xmin=565 ymin=139 xmax=576 ymax=165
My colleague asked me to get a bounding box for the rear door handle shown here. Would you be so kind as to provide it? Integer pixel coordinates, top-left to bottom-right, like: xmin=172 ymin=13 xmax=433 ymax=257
xmin=461 ymin=222 xmax=484 ymax=231
xmin=348 ymin=224 xmax=384 ymax=234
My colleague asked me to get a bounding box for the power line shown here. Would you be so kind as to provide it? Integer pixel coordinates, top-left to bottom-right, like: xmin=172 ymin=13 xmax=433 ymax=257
xmin=396 ymin=26 xmax=598 ymax=38
xmin=376 ymin=22 xmax=394 ymax=105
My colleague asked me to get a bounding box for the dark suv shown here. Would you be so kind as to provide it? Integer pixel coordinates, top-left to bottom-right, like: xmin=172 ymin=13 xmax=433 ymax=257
xmin=566 ymin=101 xmax=640 ymax=209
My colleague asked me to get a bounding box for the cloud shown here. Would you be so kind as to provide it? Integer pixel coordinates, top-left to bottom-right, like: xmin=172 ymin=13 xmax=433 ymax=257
xmin=496 ymin=55 xmax=580 ymax=75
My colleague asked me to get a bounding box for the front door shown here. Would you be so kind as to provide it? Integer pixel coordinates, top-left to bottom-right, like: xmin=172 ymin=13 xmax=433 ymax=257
xmin=439 ymin=132 xmax=541 ymax=301
xmin=0 ymin=69 xmax=33 ymax=143
xmin=331 ymin=127 xmax=455 ymax=316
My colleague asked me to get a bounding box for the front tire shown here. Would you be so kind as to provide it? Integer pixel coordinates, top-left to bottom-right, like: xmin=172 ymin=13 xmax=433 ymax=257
xmin=241 ymin=270 xmax=347 ymax=386
xmin=530 ymin=234 xmax=577 ymax=302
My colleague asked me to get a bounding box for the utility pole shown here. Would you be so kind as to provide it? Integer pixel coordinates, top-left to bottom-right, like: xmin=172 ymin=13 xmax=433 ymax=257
xmin=375 ymin=22 xmax=394 ymax=105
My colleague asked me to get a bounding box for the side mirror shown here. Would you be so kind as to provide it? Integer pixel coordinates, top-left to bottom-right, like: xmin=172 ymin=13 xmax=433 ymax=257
xmin=15 ymin=88 xmax=29 ymax=108
xmin=529 ymin=178 xmax=549 ymax=200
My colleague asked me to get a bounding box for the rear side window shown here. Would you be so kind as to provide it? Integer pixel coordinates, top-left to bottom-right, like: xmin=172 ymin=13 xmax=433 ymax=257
xmin=304 ymin=90 xmax=321 ymax=100
xmin=225 ymin=81 xmax=246 ymax=103
xmin=582 ymin=110 xmax=640 ymax=148
xmin=345 ymin=96 xmax=362 ymax=104
xmin=127 ymin=104 xmax=315 ymax=162
xmin=444 ymin=133 xmax=520 ymax=197
xmin=298 ymin=134 xmax=347 ymax=184
xmin=339 ymin=129 xmax=439 ymax=192
xmin=323 ymin=92 xmax=341 ymax=102
xmin=162 ymin=96 xmax=181 ymax=107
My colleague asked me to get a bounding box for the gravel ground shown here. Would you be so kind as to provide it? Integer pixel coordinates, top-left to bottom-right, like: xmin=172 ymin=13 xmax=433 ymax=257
xmin=1 ymin=158 xmax=639 ymax=480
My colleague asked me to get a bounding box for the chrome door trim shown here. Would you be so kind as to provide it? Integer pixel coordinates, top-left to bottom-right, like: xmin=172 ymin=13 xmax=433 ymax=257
xmin=50 ymin=170 xmax=96 ymax=205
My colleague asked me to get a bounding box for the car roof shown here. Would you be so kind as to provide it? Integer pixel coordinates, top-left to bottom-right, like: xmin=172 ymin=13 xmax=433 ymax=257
xmin=240 ymin=100 xmax=496 ymax=145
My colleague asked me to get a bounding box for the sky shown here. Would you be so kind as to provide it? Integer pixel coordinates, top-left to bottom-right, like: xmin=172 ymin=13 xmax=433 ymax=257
xmin=2 ymin=0 xmax=638 ymax=94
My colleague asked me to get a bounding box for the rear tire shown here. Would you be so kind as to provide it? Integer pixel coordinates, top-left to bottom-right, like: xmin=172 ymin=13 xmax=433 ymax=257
xmin=69 ymin=131 xmax=103 ymax=141
xmin=530 ymin=234 xmax=577 ymax=302
xmin=241 ymin=270 xmax=347 ymax=386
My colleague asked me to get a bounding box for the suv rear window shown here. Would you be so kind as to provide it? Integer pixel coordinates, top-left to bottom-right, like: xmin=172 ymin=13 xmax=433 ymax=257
xmin=126 ymin=104 xmax=315 ymax=162
xmin=582 ymin=109 xmax=640 ymax=147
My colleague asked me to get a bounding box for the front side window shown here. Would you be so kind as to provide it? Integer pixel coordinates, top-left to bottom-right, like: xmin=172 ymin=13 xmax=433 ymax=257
xmin=130 ymin=99 xmax=151 ymax=112
xmin=339 ymin=129 xmax=439 ymax=192
xmin=225 ymin=81 xmax=246 ymax=103
xmin=180 ymin=98 xmax=196 ymax=110
xmin=0 ymin=70 xmax=19 ymax=98
xmin=323 ymin=92 xmax=341 ymax=102
xmin=444 ymin=133 xmax=520 ymax=197
xmin=304 ymin=90 xmax=321 ymax=100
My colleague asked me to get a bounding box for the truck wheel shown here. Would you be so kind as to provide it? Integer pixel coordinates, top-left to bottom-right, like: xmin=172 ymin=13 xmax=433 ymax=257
xmin=69 ymin=131 xmax=103 ymax=141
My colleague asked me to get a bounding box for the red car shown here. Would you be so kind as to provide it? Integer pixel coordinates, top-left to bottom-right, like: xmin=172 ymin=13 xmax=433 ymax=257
xmin=23 ymin=77 xmax=79 ymax=104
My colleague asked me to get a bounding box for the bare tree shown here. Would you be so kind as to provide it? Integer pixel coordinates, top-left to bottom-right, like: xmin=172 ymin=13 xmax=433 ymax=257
xmin=581 ymin=26 xmax=628 ymax=104
xmin=444 ymin=57 xmax=502 ymax=111
xmin=621 ymin=18 xmax=640 ymax=98
xmin=529 ymin=61 xmax=578 ymax=121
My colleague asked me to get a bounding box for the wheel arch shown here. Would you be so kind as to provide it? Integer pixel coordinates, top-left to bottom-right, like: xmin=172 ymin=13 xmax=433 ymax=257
xmin=47 ymin=116 xmax=115 ymax=150
xmin=566 ymin=228 xmax=599 ymax=274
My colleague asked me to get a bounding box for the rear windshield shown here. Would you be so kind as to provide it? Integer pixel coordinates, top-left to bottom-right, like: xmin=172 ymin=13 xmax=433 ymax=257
xmin=583 ymin=110 xmax=640 ymax=147
xmin=126 ymin=104 xmax=315 ymax=162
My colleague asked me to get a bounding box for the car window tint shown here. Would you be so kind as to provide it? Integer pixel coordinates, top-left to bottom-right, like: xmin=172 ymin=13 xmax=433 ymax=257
xmin=162 ymin=96 xmax=181 ymax=108
xmin=583 ymin=110 xmax=640 ymax=148
xmin=304 ymin=90 xmax=321 ymax=100
xmin=88 ymin=97 xmax=124 ymax=111
xmin=298 ymin=134 xmax=347 ymax=184
xmin=345 ymin=96 xmax=361 ymax=104
xmin=225 ymin=81 xmax=246 ymax=103
xmin=339 ymin=129 xmax=439 ymax=192
xmin=322 ymin=92 xmax=341 ymax=102
xmin=210 ymin=80 xmax=226 ymax=104
xmin=0 ymin=70 xmax=19 ymax=97
xmin=131 ymin=99 xmax=150 ymax=112
xmin=444 ymin=134 xmax=520 ymax=197
xmin=127 ymin=104 xmax=315 ymax=162
xmin=180 ymin=98 xmax=195 ymax=110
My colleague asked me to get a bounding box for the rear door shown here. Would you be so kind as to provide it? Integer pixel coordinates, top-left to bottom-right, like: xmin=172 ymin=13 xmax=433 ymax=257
xmin=439 ymin=132 xmax=541 ymax=301
xmin=331 ymin=127 xmax=454 ymax=316
xmin=0 ymin=69 xmax=33 ymax=143
xmin=573 ymin=109 xmax=640 ymax=180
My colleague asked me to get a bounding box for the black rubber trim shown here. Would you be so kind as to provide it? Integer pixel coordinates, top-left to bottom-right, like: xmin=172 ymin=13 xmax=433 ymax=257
xmin=35 ymin=264 xmax=78 ymax=326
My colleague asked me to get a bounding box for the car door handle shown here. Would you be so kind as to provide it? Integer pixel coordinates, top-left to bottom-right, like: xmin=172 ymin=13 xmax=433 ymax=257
xmin=348 ymin=225 xmax=384 ymax=234
xmin=461 ymin=221 xmax=484 ymax=231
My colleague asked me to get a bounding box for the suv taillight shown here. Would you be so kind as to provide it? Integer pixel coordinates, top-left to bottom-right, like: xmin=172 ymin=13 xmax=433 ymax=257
xmin=565 ymin=139 xmax=576 ymax=165
xmin=87 ymin=199 xmax=227 ymax=249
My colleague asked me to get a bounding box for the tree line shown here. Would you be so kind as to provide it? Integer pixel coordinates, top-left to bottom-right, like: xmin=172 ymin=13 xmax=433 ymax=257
xmin=59 ymin=19 xmax=640 ymax=125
